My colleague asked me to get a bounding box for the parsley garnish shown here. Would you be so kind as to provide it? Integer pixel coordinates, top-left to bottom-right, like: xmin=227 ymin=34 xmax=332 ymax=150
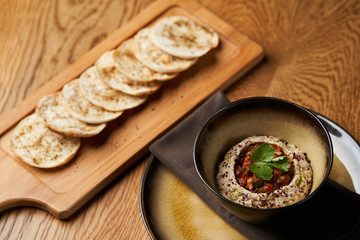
xmin=249 ymin=143 xmax=290 ymax=180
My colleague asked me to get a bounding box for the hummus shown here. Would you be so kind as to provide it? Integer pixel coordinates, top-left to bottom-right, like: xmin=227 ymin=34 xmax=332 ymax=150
xmin=216 ymin=136 xmax=313 ymax=208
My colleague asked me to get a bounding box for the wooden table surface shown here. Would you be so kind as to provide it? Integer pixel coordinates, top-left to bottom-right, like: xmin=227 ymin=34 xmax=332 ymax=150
xmin=0 ymin=0 xmax=359 ymax=239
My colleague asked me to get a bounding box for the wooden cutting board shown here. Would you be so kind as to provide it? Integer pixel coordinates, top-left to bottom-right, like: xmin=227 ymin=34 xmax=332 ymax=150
xmin=0 ymin=0 xmax=263 ymax=219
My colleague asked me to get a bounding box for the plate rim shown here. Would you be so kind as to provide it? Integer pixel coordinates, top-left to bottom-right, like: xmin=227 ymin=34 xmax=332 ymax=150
xmin=139 ymin=114 xmax=360 ymax=239
xmin=316 ymin=113 xmax=360 ymax=193
xmin=139 ymin=154 xmax=157 ymax=240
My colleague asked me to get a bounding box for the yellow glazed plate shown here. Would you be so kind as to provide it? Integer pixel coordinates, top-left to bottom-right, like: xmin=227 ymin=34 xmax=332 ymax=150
xmin=140 ymin=115 xmax=359 ymax=239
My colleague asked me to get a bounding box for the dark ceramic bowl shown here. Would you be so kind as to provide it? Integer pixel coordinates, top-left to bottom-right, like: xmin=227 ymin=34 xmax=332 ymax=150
xmin=193 ymin=97 xmax=333 ymax=223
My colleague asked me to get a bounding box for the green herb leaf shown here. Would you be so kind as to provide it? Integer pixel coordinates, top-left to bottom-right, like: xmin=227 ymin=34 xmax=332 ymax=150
xmin=270 ymin=156 xmax=288 ymax=162
xmin=251 ymin=143 xmax=274 ymax=162
xmin=249 ymin=163 xmax=273 ymax=180
xmin=265 ymin=158 xmax=290 ymax=171
xmin=250 ymin=143 xmax=290 ymax=180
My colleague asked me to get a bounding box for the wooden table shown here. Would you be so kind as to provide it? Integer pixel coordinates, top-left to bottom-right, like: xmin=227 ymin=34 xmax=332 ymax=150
xmin=0 ymin=0 xmax=359 ymax=239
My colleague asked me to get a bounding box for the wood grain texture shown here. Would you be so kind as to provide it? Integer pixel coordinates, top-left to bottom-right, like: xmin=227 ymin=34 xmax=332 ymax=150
xmin=0 ymin=0 xmax=152 ymax=115
xmin=0 ymin=0 xmax=263 ymax=220
xmin=1 ymin=0 xmax=360 ymax=239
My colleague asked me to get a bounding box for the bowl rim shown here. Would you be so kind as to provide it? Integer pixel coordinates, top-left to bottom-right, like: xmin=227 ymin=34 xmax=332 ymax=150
xmin=193 ymin=96 xmax=334 ymax=212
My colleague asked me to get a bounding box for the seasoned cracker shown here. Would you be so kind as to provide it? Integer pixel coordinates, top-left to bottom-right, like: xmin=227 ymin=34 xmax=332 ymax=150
xmin=62 ymin=79 xmax=123 ymax=124
xmin=133 ymin=28 xmax=197 ymax=73
xmin=113 ymin=39 xmax=177 ymax=82
xmin=151 ymin=16 xmax=219 ymax=59
xmin=96 ymin=51 xmax=162 ymax=96
xmin=11 ymin=113 xmax=81 ymax=168
xmin=36 ymin=92 xmax=106 ymax=137
xmin=79 ymin=66 xmax=147 ymax=111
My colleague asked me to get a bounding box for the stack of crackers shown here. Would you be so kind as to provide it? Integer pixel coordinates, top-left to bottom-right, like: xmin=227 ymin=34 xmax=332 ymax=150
xmin=11 ymin=16 xmax=219 ymax=168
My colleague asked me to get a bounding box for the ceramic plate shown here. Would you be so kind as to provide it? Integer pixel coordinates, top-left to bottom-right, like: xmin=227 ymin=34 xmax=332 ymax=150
xmin=140 ymin=115 xmax=360 ymax=239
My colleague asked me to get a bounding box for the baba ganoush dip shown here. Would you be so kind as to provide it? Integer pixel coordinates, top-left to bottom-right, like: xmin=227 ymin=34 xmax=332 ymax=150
xmin=216 ymin=136 xmax=313 ymax=208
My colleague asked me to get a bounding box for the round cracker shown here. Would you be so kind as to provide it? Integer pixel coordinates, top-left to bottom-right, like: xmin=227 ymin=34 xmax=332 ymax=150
xmin=113 ymin=39 xmax=177 ymax=82
xmin=96 ymin=51 xmax=162 ymax=96
xmin=151 ymin=16 xmax=219 ymax=59
xmin=11 ymin=113 xmax=81 ymax=168
xmin=36 ymin=92 xmax=106 ymax=137
xmin=79 ymin=66 xmax=147 ymax=111
xmin=133 ymin=28 xmax=197 ymax=73
xmin=62 ymin=79 xmax=123 ymax=124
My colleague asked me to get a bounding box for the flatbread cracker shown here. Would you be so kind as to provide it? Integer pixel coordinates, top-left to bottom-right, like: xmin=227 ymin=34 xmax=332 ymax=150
xmin=113 ymin=39 xmax=177 ymax=82
xmin=133 ymin=28 xmax=197 ymax=73
xmin=79 ymin=66 xmax=147 ymax=111
xmin=151 ymin=16 xmax=219 ymax=59
xmin=62 ymin=79 xmax=123 ymax=124
xmin=11 ymin=113 xmax=81 ymax=168
xmin=36 ymin=92 xmax=106 ymax=137
xmin=96 ymin=51 xmax=162 ymax=96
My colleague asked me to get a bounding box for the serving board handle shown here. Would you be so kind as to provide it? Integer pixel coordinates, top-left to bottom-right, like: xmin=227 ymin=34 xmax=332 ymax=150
xmin=0 ymin=148 xmax=57 ymax=215
xmin=0 ymin=0 xmax=264 ymax=219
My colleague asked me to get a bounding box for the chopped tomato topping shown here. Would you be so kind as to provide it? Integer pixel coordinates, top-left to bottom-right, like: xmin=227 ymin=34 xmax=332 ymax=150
xmin=234 ymin=143 xmax=294 ymax=193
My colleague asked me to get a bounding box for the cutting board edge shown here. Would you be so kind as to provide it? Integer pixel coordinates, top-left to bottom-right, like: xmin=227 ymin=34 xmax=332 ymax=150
xmin=0 ymin=0 xmax=265 ymax=219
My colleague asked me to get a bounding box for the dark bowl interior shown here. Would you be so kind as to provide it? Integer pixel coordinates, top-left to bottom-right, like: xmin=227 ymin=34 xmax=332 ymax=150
xmin=193 ymin=97 xmax=333 ymax=223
